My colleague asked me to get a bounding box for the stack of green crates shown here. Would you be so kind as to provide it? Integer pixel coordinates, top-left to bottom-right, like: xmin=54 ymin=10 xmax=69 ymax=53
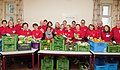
xmin=41 ymin=56 xmax=54 ymax=70
xmin=77 ymin=42 xmax=90 ymax=52
xmin=40 ymin=40 xmax=53 ymax=50
xmin=52 ymin=35 xmax=65 ymax=51
xmin=107 ymin=43 xmax=120 ymax=52
xmin=18 ymin=36 xmax=32 ymax=51
xmin=65 ymin=43 xmax=78 ymax=51
xmin=2 ymin=34 xmax=18 ymax=52
xmin=56 ymin=56 xmax=69 ymax=70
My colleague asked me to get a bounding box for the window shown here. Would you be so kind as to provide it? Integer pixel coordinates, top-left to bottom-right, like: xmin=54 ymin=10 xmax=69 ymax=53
xmin=101 ymin=4 xmax=111 ymax=26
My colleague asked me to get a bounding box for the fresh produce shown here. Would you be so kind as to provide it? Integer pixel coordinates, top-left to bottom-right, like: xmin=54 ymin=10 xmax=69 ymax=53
xmin=53 ymin=35 xmax=65 ymax=51
xmin=77 ymin=42 xmax=90 ymax=52
xmin=40 ymin=40 xmax=52 ymax=50
xmin=18 ymin=36 xmax=33 ymax=44
xmin=56 ymin=56 xmax=69 ymax=70
xmin=91 ymin=38 xmax=105 ymax=42
xmin=74 ymin=34 xmax=79 ymax=39
xmin=107 ymin=42 xmax=120 ymax=52
xmin=41 ymin=56 xmax=54 ymax=70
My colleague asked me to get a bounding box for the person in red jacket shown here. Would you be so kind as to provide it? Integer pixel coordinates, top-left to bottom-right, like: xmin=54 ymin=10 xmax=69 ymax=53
xmin=14 ymin=19 xmax=23 ymax=34
xmin=111 ymin=20 xmax=120 ymax=43
xmin=64 ymin=25 xmax=74 ymax=39
xmin=19 ymin=23 xmax=32 ymax=36
xmin=62 ymin=20 xmax=67 ymax=32
xmin=74 ymin=24 xmax=84 ymax=42
xmin=38 ymin=20 xmax=47 ymax=33
xmin=101 ymin=25 xmax=112 ymax=42
xmin=5 ymin=20 xmax=16 ymax=34
xmin=86 ymin=24 xmax=98 ymax=39
xmin=44 ymin=26 xmax=54 ymax=40
xmin=55 ymin=22 xmax=60 ymax=31
xmin=97 ymin=21 xmax=104 ymax=37
xmin=0 ymin=20 xmax=8 ymax=37
xmin=32 ymin=23 xmax=43 ymax=39
xmin=71 ymin=21 xmax=76 ymax=32
xmin=80 ymin=19 xmax=88 ymax=35
xmin=55 ymin=24 xmax=64 ymax=36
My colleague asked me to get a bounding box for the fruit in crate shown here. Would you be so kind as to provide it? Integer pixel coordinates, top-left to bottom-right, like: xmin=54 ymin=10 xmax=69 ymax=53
xmin=18 ymin=36 xmax=33 ymax=43
xmin=92 ymin=38 xmax=105 ymax=42
xmin=77 ymin=41 xmax=89 ymax=46
xmin=41 ymin=40 xmax=51 ymax=50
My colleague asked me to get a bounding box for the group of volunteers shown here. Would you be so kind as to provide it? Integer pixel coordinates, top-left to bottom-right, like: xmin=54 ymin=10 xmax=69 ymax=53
xmin=0 ymin=19 xmax=120 ymax=43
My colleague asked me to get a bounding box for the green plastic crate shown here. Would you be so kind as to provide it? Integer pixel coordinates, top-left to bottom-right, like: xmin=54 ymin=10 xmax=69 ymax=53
xmin=78 ymin=45 xmax=90 ymax=52
xmin=2 ymin=44 xmax=17 ymax=52
xmin=56 ymin=56 xmax=69 ymax=70
xmin=2 ymin=34 xmax=18 ymax=44
xmin=2 ymin=34 xmax=18 ymax=52
xmin=40 ymin=40 xmax=53 ymax=50
xmin=41 ymin=56 xmax=54 ymax=70
xmin=52 ymin=39 xmax=65 ymax=51
xmin=65 ymin=44 xmax=78 ymax=51
xmin=107 ymin=46 xmax=118 ymax=53
xmin=18 ymin=43 xmax=31 ymax=51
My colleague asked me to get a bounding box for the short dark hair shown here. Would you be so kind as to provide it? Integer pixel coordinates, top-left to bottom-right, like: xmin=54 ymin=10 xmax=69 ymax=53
xmin=44 ymin=19 xmax=47 ymax=22
xmin=81 ymin=19 xmax=85 ymax=23
xmin=72 ymin=21 xmax=76 ymax=24
xmin=88 ymin=24 xmax=95 ymax=30
xmin=47 ymin=21 xmax=53 ymax=26
xmin=76 ymin=24 xmax=80 ymax=26
xmin=2 ymin=20 xmax=7 ymax=24
xmin=46 ymin=26 xmax=52 ymax=31
xmin=22 ymin=22 xmax=28 ymax=27
xmin=103 ymin=25 xmax=110 ymax=33
xmin=32 ymin=23 xmax=38 ymax=27
xmin=63 ymin=20 xmax=67 ymax=23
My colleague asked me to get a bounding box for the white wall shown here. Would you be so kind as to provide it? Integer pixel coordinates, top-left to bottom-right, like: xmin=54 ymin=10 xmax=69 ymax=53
xmin=23 ymin=0 xmax=93 ymax=29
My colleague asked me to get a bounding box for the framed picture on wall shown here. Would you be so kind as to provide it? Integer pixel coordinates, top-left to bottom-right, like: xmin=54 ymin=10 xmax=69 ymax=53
xmin=6 ymin=2 xmax=15 ymax=14
xmin=6 ymin=15 xmax=14 ymax=22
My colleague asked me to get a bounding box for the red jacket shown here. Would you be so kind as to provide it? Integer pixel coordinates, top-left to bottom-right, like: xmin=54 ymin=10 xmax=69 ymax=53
xmin=0 ymin=26 xmax=8 ymax=38
xmin=19 ymin=29 xmax=32 ymax=36
xmin=32 ymin=29 xmax=43 ymax=39
xmin=64 ymin=30 xmax=74 ymax=39
xmin=55 ymin=29 xmax=64 ymax=36
xmin=5 ymin=27 xmax=17 ymax=34
xmin=80 ymin=26 xmax=88 ymax=35
xmin=74 ymin=30 xmax=84 ymax=42
xmin=86 ymin=30 xmax=98 ymax=38
xmin=38 ymin=25 xmax=47 ymax=33
xmin=71 ymin=27 xmax=76 ymax=32
xmin=111 ymin=27 xmax=120 ymax=43
xmin=97 ymin=26 xmax=103 ymax=37
xmin=15 ymin=24 xmax=22 ymax=34
xmin=101 ymin=31 xmax=112 ymax=42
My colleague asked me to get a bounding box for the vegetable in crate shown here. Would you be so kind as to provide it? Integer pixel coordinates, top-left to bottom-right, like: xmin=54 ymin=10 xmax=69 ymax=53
xmin=40 ymin=40 xmax=52 ymax=50
xmin=74 ymin=34 xmax=79 ymax=39
xmin=18 ymin=36 xmax=33 ymax=43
